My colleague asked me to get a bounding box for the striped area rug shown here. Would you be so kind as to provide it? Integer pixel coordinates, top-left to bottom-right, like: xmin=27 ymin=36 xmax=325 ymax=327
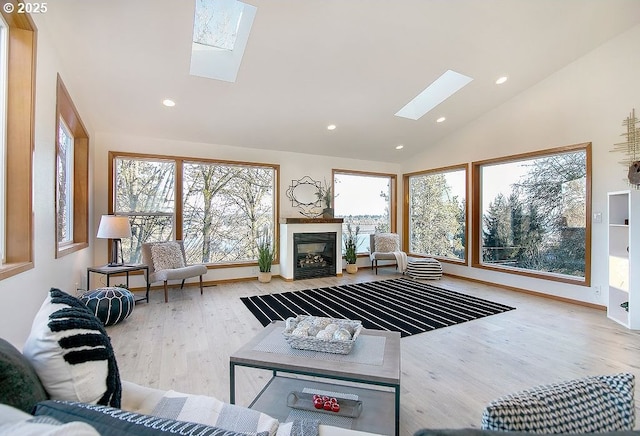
xmin=241 ymin=278 xmax=515 ymax=337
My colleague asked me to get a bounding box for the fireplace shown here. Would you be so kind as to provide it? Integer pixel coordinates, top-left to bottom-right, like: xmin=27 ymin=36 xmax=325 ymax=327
xmin=294 ymin=232 xmax=336 ymax=280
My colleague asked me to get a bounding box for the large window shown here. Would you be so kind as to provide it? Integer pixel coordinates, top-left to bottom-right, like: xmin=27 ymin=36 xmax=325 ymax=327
xmin=55 ymin=75 xmax=89 ymax=258
xmin=112 ymin=153 xmax=279 ymax=265
xmin=472 ymin=143 xmax=591 ymax=285
xmin=0 ymin=4 xmax=36 ymax=279
xmin=404 ymin=165 xmax=467 ymax=263
xmin=333 ymin=170 xmax=396 ymax=253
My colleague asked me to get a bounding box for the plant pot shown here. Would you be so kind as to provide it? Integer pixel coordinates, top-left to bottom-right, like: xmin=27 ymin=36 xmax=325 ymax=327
xmin=345 ymin=264 xmax=358 ymax=274
xmin=322 ymin=208 xmax=334 ymax=219
xmin=258 ymin=272 xmax=272 ymax=283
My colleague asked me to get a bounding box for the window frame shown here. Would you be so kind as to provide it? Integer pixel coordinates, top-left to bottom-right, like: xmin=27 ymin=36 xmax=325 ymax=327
xmin=109 ymin=151 xmax=280 ymax=268
xmin=332 ymin=169 xmax=397 ymax=255
xmin=471 ymin=142 xmax=592 ymax=286
xmin=55 ymin=75 xmax=89 ymax=258
xmin=0 ymin=14 xmax=8 ymax=263
xmin=0 ymin=3 xmax=36 ymax=279
xmin=403 ymin=163 xmax=468 ymax=264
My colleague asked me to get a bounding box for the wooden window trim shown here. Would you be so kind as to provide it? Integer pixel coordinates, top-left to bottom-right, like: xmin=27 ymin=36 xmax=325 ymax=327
xmin=0 ymin=3 xmax=35 ymax=280
xmin=402 ymin=163 xmax=469 ymax=265
xmin=471 ymin=142 xmax=592 ymax=286
xmin=55 ymin=75 xmax=89 ymax=257
xmin=108 ymin=151 xmax=281 ymax=266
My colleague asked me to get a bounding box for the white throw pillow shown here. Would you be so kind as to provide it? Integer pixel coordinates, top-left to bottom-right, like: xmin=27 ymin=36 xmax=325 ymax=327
xmin=374 ymin=233 xmax=400 ymax=253
xmin=151 ymin=242 xmax=185 ymax=270
xmin=22 ymin=288 xmax=122 ymax=407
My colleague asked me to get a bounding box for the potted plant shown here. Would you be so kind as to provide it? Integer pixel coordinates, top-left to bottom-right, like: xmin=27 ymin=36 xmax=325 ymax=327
xmin=257 ymin=228 xmax=275 ymax=283
xmin=343 ymin=223 xmax=360 ymax=274
xmin=316 ymin=180 xmax=334 ymax=219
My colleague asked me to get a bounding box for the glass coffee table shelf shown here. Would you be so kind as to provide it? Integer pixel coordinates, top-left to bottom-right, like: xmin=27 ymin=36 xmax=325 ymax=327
xmin=250 ymin=375 xmax=395 ymax=435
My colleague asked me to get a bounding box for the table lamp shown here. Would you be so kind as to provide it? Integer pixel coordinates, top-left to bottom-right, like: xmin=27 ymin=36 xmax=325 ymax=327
xmin=97 ymin=215 xmax=132 ymax=267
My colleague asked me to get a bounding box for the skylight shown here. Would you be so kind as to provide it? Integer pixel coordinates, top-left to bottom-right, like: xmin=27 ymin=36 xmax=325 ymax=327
xmin=395 ymin=70 xmax=473 ymax=121
xmin=190 ymin=0 xmax=256 ymax=83
xmin=193 ymin=0 xmax=243 ymax=50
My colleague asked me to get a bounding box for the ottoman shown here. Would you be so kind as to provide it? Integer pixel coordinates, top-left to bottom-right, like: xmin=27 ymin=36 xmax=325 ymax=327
xmin=80 ymin=287 xmax=135 ymax=326
xmin=406 ymin=258 xmax=442 ymax=280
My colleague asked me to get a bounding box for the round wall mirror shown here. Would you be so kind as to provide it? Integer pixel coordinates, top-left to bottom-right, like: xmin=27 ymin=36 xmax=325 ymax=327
xmin=286 ymin=176 xmax=322 ymax=217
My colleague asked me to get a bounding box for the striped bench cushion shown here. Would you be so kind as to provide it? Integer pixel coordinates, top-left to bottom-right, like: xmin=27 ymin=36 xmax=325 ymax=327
xmin=406 ymin=258 xmax=442 ymax=280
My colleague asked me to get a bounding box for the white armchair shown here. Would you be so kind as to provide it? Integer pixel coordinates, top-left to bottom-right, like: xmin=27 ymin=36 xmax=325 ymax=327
xmin=141 ymin=240 xmax=208 ymax=303
xmin=369 ymin=233 xmax=407 ymax=274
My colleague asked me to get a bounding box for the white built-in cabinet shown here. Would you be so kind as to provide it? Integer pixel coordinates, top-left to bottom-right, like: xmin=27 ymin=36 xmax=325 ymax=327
xmin=607 ymin=190 xmax=640 ymax=329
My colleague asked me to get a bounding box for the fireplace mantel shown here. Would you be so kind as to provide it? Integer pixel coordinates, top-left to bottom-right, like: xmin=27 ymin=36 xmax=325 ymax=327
xmin=280 ymin=218 xmax=344 ymax=224
xmin=279 ymin=220 xmax=343 ymax=280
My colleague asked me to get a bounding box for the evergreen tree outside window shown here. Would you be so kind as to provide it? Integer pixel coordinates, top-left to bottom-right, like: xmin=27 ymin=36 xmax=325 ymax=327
xmin=473 ymin=143 xmax=591 ymax=285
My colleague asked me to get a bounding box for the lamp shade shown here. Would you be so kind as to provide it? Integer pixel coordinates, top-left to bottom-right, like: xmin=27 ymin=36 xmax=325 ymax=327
xmin=96 ymin=215 xmax=132 ymax=239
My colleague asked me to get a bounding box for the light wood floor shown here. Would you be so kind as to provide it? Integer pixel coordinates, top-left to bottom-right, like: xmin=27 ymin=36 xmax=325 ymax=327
xmin=107 ymin=269 xmax=640 ymax=436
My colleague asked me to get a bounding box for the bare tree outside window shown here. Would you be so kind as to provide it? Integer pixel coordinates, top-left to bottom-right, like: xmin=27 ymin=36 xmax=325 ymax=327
xmin=115 ymin=157 xmax=175 ymax=263
xmin=183 ymin=163 xmax=275 ymax=264
xmin=56 ymin=119 xmax=74 ymax=245
xmin=114 ymin=155 xmax=277 ymax=265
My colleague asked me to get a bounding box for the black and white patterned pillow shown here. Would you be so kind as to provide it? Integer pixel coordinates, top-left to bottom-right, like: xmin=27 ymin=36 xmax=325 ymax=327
xmin=22 ymin=288 xmax=121 ymax=407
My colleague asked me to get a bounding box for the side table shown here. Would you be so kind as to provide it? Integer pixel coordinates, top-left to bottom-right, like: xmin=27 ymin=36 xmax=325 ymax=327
xmin=87 ymin=264 xmax=150 ymax=303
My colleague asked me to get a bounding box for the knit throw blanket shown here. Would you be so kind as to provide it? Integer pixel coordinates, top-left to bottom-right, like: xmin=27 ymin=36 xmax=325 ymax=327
xmin=152 ymin=390 xmax=318 ymax=436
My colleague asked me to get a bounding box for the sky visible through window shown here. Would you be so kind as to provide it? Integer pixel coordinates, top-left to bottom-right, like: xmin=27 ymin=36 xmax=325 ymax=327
xmin=334 ymin=174 xmax=389 ymax=216
xmin=481 ymin=162 xmax=527 ymax=213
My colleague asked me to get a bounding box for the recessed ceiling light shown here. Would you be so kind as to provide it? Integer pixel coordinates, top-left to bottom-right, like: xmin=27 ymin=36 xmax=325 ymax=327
xmin=162 ymin=99 xmax=176 ymax=107
xmin=327 ymin=124 xmax=337 ymax=130
xmin=395 ymin=144 xmax=404 ymax=150
xmin=436 ymin=116 xmax=446 ymax=123
xmin=495 ymin=76 xmax=508 ymax=85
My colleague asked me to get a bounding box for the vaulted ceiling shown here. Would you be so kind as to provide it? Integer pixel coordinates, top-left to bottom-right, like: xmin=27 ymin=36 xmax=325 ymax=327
xmin=39 ymin=0 xmax=640 ymax=163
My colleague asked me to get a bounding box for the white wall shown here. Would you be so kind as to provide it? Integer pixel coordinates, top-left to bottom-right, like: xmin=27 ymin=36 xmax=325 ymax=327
xmin=92 ymin=132 xmax=401 ymax=285
xmin=401 ymin=24 xmax=640 ymax=305
xmin=0 ymin=16 xmax=95 ymax=347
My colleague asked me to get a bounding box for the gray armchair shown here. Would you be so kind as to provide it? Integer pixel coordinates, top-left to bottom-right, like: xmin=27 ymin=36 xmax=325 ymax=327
xmin=141 ymin=241 xmax=208 ymax=303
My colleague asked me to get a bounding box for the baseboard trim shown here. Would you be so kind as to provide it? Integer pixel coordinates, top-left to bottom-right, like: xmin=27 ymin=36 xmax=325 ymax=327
xmin=444 ymin=272 xmax=606 ymax=311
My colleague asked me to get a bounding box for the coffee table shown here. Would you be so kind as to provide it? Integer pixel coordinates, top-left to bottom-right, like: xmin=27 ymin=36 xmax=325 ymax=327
xmin=229 ymin=321 xmax=401 ymax=436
